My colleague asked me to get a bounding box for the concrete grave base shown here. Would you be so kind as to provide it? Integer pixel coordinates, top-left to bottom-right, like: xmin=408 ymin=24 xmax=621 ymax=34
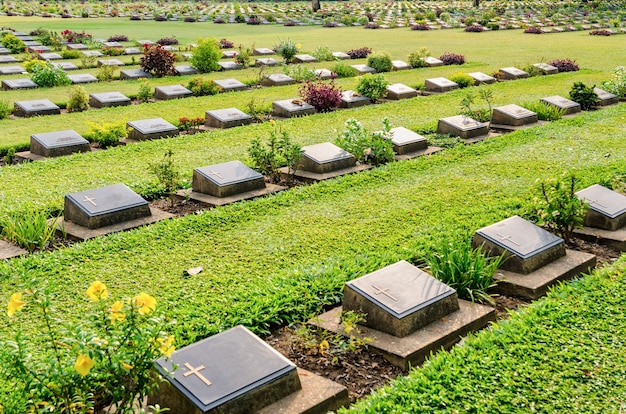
xmin=394 ymin=146 xmax=443 ymax=161
xmin=489 ymin=121 xmax=545 ymax=132
xmin=53 ymin=207 xmax=174 ymax=241
xmin=175 ymin=183 xmax=286 ymax=208
xmin=491 ymin=249 xmax=596 ymax=300
xmin=574 ymin=226 xmax=626 ymax=251
xmin=15 ymin=149 xmax=92 ymax=162
xmin=279 ymin=164 xmax=372 ymax=184
xmin=310 ymin=301 xmax=495 ymax=371
xmin=0 ymin=240 xmax=28 ymax=260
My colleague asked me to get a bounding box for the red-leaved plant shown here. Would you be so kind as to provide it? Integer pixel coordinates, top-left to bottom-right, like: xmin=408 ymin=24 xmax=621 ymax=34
xmin=299 ymin=80 xmax=342 ymax=112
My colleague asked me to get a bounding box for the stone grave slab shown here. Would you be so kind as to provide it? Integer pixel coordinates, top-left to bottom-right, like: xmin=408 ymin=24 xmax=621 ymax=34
xmin=0 ymin=66 xmax=27 ymax=75
xmin=127 ymin=118 xmax=179 ymax=141
xmin=541 ymin=95 xmax=581 ymax=115
xmin=332 ymin=51 xmax=350 ymax=60
xmin=343 ymin=260 xmax=459 ymax=337
xmin=299 ymin=142 xmax=355 ymax=174
xmin=533 ymin=63 xmax=558 ymax=75
xmin=38 ymin=52 xmax=62 ymax=60
xmin=97 ymin=58 xmax=124 ymax=67
xmin=14 ymin=99 xmax=60 ymax=117
xmin=593 ymin=87 xmax=618 ymax=106
xmin=351 ymin=64 xmax=376 ymax=74
xmin=437 ymin=115 xmax=489 ymax=140
xmin=205 ymin=108 xmax=252 ymax=129
xmin=0 ymin=47 xmax=10 ymax=55
xmin=424 ymin=77 xmax=458 ymax=94
xmin=293 ymin=54 xmax=317 ymax=63
xmin=29 ymin=130 xmax=90 ymax=158
xmin=103 ymin=41 xmax=123 ymax=48
xmin=67 ymin=43 xmax=88 ymax=50
xmin=499 ymin=67 xmax=529 ymax=80
xmin=255 ymin=58 xmax=279 ymax=67
xmin=124 ymin=47 xmax=141 ymax=55
xmin=217 ymin=61 xmax=242 ymax=71
xmin=119 ymin=69 xmax=152 ymax=80
xmin=137 ymin=40 xmax=155 ymax=46
xmin=386 ymin=83 xmax=418 ymax=100
xmin=53 ymin=61 xmax=79 ymax=71
xmin=0 ymin=240 xmax=28 ymax=260
xmin=272 ymin=99 xmax=316 ymax=118
xmin=473 ymin=215 xmax=565 ymax=274
xmin=28 ymin=45 xmax=49 ymax=53
xmin=314 ymin=69 xmax=334 ymax=79
xmin=214 ymin=78 xmax=246 ymax=92
xmin=222 ymin=50 xmax=238 ymax=58
xmin=89 ymin=92 xmax=131 ymax=108
xmin=422 ymin=56 xmax=444 ymax=67
xmin=68 ymin=73 xmax=98 ymax=84
xmin=490 ymin=104 xmax=538 ymax=130
xmin=2 ymin=78 xmax=37 ymax=91
xmin=262 ymin=73 xmax=295 ymax=86
xmin=576 ymin=184 xmax=626 ymax=231
xmin=391 ymin=60 xmax=411 ymax=71
xmin=192 ymin=161 xmax=264 ymax=197
xmin=175 ymin=65 xmax=199 ymax=75
xmin=468 ymin=72 xmax=497 ymax=85
xmin=0 ymin=55 xmax=18 ymax=63
xmin=339 ymin=90 xmax=370 ymax=108
xmin=253 ymin=47 xmax=275 ymax=55
xmin=81 ymin=50 xmax=103 ymax=58
xmin=154 ymin=85 xmax=193 ymax=100
xmin=388 ymin=127 xmax=428 ymax=155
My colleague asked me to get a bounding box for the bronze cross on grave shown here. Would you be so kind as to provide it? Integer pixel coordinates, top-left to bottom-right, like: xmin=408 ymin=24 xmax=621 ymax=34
xmin=183 ymin=362 xmax=212 ymax=387
xmin=497 ymin=232 xmax=520 ymax=246
xmin=371 ymin=285 xmax=399 ymax=302
xmin=207 ymin=170 xmax=223 ymax=179
xmin=82 ymin=196 xmax=97 ymax=207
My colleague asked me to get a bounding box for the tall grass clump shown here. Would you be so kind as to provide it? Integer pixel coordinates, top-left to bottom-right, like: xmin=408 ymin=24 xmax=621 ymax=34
xmin=0 ymin=209 xmax=58 ymax=252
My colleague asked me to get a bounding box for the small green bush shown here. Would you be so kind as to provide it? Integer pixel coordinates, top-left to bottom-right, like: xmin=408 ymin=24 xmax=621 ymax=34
xmin=187 ymin=77 xmax=221 ymax=96
xmin=1 ymin=33 xmax=25 ymax=54
xmin=67 ymin=85 xmax=89 ymax=113
xmin=23 ymin=59 xmax=48 ymax=74
xmin=0 ymin=209 xmax=58 ymax=252
xmin=189 ymin=37 xmax=221 ymax=73
xmin=0 ymin=99 xmax=12 ymax=119
xmin=283 ymin=64 xmax=316 ymax=82
xmin=96 ymin=64 xmax=117 ymax=82
xmin=30 ymin=62 xmax=71 ymax=87
xmin=367 ymin=53 xmax=392 ymax=73
xmin=407 ymin=47 xmax=430 ymax=68
xmin=274 ymin=38 xmax=300 ymax=63
xmin=335 ymin=118 xmax=395 ymax=165
xmin=521 ymin=101 xmax=565 ymax=121
xmin=331 ymin=62 xmax=358 ymax=78
xmin=311 ymin=45 xmax=335 ymax=61
xmin=459 ymin=89 xmax=493 ymax=122
xmin=356 ymin=74 xmax=389 ymax=103
xmin=60 ymin=49 xmax=82 ymax=59
xmin=449 ymin=72 xmax=474 ymax=88
xmin=523 ymin=64 xmax=546 ymax=77
xmin=136 ymin=79 xmax=152 ymax=102
xmin=601 ymin=66 xmax=626 ymax=98
xmin=569 ymin=81 xmax=599 ymax=111
xmin=149 ymin=150 xmax=182 ymax=203
xmin=84 ymin=122 xmax=127 ymax=148
xmin=248 ymin=122 xmax=303 ymax=181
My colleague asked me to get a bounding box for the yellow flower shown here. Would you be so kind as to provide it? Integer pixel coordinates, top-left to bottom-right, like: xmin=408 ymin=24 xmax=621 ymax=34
xmin=121 ymin=362 xmax=133 ymax=370
xmin=296 ymin=43 xmax=301 ymax=50
xmin=134 ymin=293 xmax=156 ymax=315
xmin=269 ymin=119 xmax=276 ymax=125
xmin=74 ymin=354 xmax=95 ymax=377
xmin=109 ymin=300 xmax=126 ymax=323
xmin=7 ymin=292 xmax=26 ymax=317
xmin=157 ymin=335 xmax=175 ymax=358
xmin=86 ymin=281 xmax=108 ymax=302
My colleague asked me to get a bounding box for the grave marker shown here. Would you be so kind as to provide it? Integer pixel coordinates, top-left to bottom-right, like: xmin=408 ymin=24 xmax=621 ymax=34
xmin=499 ymin=67 xmax=529 ymax=80
xmin=0 ymin=55 xmax=18 ymax=64
xmin=339 ymin=90 xmax=370 ymax=108
xmin=217 ymin=61 xmax=242 ymax=71
xmin=66 ymin=43 xmax=87 ymax=50
xmin=154 ymin=85 xmax=193 ymax=100
xmin=97 ymin=58 xmax=124 ymax=67
xmin=293 ymin=54 xmax=317 ymax=63
xmin=0 ymin=47 xmax=10 ymax=55
xmin=193 ymin=161 xmax=265 ymax=197
xmin=81 ymin=50 xmax=103 ymax=58
xmin=541 ymin=95 xmax=581 ymax=115
xmin=576 ymin=184 xmax=626 ymax=231
xmin=30 ymin=130 xmax=90 ymax=157
xmin=124 ymin=47 xmax=141 ymax=55
xmin=262 ymin=73 xmax=295 ymax=86
xmin=386 ymin=83 xmax=418 ymax=100
xmin=253 ymin=47 xmax=275 ymax=55
xmin=214 ymin=78 xmax=246 ymax=92
xmin=255 ymin=58 xmax=279 ymax=67
xmin=437 ymin=115 xmax=489 ymax=140
xmin=314 ymin=69 xmax=334 ymax=79
xmin=38 ymin=52 xmax=62 ymax=60
xmin=68 ymin=73 xmax=98 ymax=84
xmin=298 ymin=142 xmax=355 ymax=174
xmin=468 ymin=72 xmax=496 ymax=85
xmin=127 ymin=118 xmax=179 ymax=141
xmin=332 ymin=51 xmax=350 ymax=60
xmin=53 ymin=61 xmax=79 ymax=71
xmin=119 ymin=69 xmax=152 ymax=80
xmin=388 ymin=127 xmax=428 ymax=155
xmin=0 ymin=66 xmax=27 ymax=75
xmin=391 ymin=60 xmax=411 ymax=71
xmin=14 ymin=99 xmax=60 ymax=117
xmin=103 ymin=41 xmax=123 ymax=48
xmin=272 ymin=99 xmax=316 ymax=118
xmin=490 ymin=104 xmax=538 ymax=129
xmin=593 ymin=87 xmax=618 ymax=106
xmin=222 ymin=50 xmax=238 ymax=58
xmin=422 ymin=56 xmax=444 ymax=67
xmin=425 ymin=77 xmax=458 ymax=94
xmin=350 ymin=64 xmax=376 ymax=74
xmin=533 ymin=63 xmax=558 ymax=75
xmin=89 ymin=92 xmax=131 ymax=108
xmin=175 ymin=65 xmax=199 ymax=75
xmin=1 ymin=78 xmax=37 ymax=91
xmin=205 ymin=108 xmax=252 ymax=129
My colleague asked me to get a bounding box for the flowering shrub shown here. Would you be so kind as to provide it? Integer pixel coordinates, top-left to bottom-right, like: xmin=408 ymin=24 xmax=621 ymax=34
xmin=411 ymin=23 xmax=430 ymax=30
xmin=548 ymin=58 xmax=580 ymax=72
xmin=60 ymin=29 xmax=92 ymax=44
xmin=219 ymin=38 xmax=234 ymax=49
xmin=107 ymin=34 xmax=128 ymax=42
xmin=30 ymin=62 xmax=72 ymax=87
xmin=235 ymin=45 xmax=253 ymax=68
xmin=187 ymin=77 xmax=221 ymax=96
xmin=299 ymin=80 xmax=342 ymax=112
xmin=248 ymin=121 xmax=303 ymax=181
xmin=178 ymin=116 xmax=205 ymax=131
xmin=140 ymin=44 xmax=176 ymax=77
xmin=346 ymin=47 xmax=372 ymax=59
xmin=408 ymin=47 xmax=431 ymax=68
xmin=157 ymin=36 xmax=179 ymax=45
xmin=464 ymin=25 xmax=484 ymax=32
xmin=0 ymin=281 xmax=175 ymax=413
xmin=356 ymin=73 xmax=389 ymax=103
xmin=0 ymin=33 xmax=25 ymax=54
xmin=274 ymin=38 xmax=300 ymax=63
xmin=439 ymin=52 xmax=465 ymax=65
xmin=335 ymin=118 xmax=395 ymax=165
xmin=589 ymin=30 xmax=613 ymax=36
xmin=601 ymin=66 xmax=626 ymax=98
xmin=524 ymin=26 xmax=543 ymax=34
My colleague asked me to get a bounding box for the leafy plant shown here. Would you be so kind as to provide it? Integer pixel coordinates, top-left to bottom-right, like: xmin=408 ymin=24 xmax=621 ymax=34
xmin=367 ymin=53 xmax=393 ymax=73
xmin=107 ymin=34 xmax=128 ymax=42
xmin=274 ymin=38 xmax=300 ymax=63
xmin=149 ymin=150 xmax=182 ymax=204
xmin=356 ymin=73 xmax=389 ymax=103
xmin=299 ymin=80 xmax=342 ymax=112
xmin=30 ymin=62 xmax=71 ymax=87
xmin=61 ymin=49 xmax=82 ymax=59
xmin=178 ymin=116 xmax=204 ymax=132
xmin=0 ymin=280 xmax=175 ymax=413
xmin=157 ymin=36 xmax=178 ymax=45
xmin=234 ymin=44 xmax=252 ymax=68
xmin=459 ymin=89 xmax=493 ymax=122
xmin=464 ymin=25 xmax=485 ymax=32
xmin=189 ymin=37 xmax=221 ymax=73
xmin=439 ymin=52 xmax=466 ymax=65
xmin=1 ymin=33 xmax=25 ymax=53
xmin=96 ymin=64 xmax=117 ymax=82
xmin=548 ymin=58 xmax=580 ymax=72
xmin=0 ymin=99 xmax=12 ymax=119
xmin=311 ymin=45 xmax=334 ymax=61
xmin=407 ymin=47 xmax=430 ymax=68
xmin=521 ymin=101 xmax=565 ymax=121
xmin=245 ymin=97 xmax=272 ymax=123
xmin=247 ymin=122 xmax=303 ymax=181
xmin=569 ymin=81 xmax=600 ymax=110
xmin=331 ymin=62 xmax=358 ymax=78
xmin=411 ymin=23 xmax=431 ymax=30
xmin=80 ymin=54 xmax=97 ymax=70
xmin=140 ymin=44 xmax=176 ymax=78
xmin=3 ymin=147 xmax=16 ymax=165
xmin=187 ymin=77 xmax=221 ymax=96
xmin=283 ymin=64 xmax=316 ymax=82
xmin=218 ymin=38 xmax=234 ymax=49
xmin=346 ymin=47 xmax=372 ymax=59
xmin=67 ymin=85 xmax=89 ymax=113
xmin=524 ymin=26 xmax=544 ymax=34
xmin=532 ymin=174 xmax=587 ymax=244
xmin=23 ymin=58 xmax=48 ymax=73
xmin=136 ymin=78 xmax=152 ymax=102
xmin=601 ymin=66 xmax=626 ymax=98
xmin=449 ymin=72 xmax=474 ymax=88
xmin=335 ymin=118 xmax=395 ymax=165
xmin=84 ymin=122 xmax=127 ymax=148
xmin=0 ymin=209 xmax=58 ymax=252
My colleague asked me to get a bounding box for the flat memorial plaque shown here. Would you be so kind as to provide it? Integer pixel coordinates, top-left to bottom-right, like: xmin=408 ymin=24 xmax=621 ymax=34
xmin=351 ymin=64 xmax=376 ymax=74
xmin=39 ymin=53 xmax=62 ymax=60
xmin=89 ymin=92 xmax=131 ymax=108
xmin=469 ymin=72 xmax=496 ymax=85
xmin=314 ymin=69 xmax=334 ymax=79
xmin=103 ymin=41 xmax=123 ymax=48
xmin=340 ymin=90 xmax=369 ymax=108
xmin=28 ymin=45 xmax=49 ymax=53
xmin=222 ymin=50 xmax=238 ymax=58
xmin=2 ymin=78 xmax=37 ymax=90
xmin=425 ymin=77 xmax=458 ymax=93
xmin=217 ymin=61 xmax=242 ymax=71
xmin=81 ymin=50 xmax=103 ymax=57
xmin=332 ymin=51 xmax=350 ymax=60
xmin=437 ymin=115 xmax=489 ymax=139
xmin=533 ymin=63 xmax=558 ymax=75
xmin=127 ymin=118 xmax=179 ymax=141
xmin=30 ymin=130 xmax=90 ymax=157
xmin=124 ymin=47 xmax=141 ymax=55
xmin=576 ymin=184 xmax=626 ymax=231
xmin=293 ymin=54 xmax=317 ymax=63
xmin=64 ymin=183 xmax=151 ymax=229
xmin=119 ymin=69 xmax=152 ymax=80
xmin=255 ymin=58 xmax=278 ymax=67
xmin=422 ymin=56 xmax=444 ymax=67
xmin=67 ymin=43 xmax=88 ymax=50
xmin=0 ymin=47 xmax=10 ymax=55
xmin=154 ymin=85 xmax=192 ymax=100
xmin=153 ymin=325 xmax=301 ymax=413
xmin=137 ymin=40 xmax=155 ymax=46
xmin=193 ymin=161 xmax=265 ymax=197
xmin=593 ymin=87 xmax=618 ymax=106
xmin=253 ymin=47 xmax=275 ymax=55
xmin=272 ymin=99 xmax=316 ymax=118
xmin=68 ymin=73 xmax=98 ymax=84
xmin=491 ymin=104 xmax=538 ymax=127
xmin=262 ymin=73 xmax=295 ymax=86
xmin=53 ymin=61 xmax=79 ymax=71
xmin=386 ymin=83 xmax=418 ymax=100
xmin=389 ymin=127 xmax=427 ymax=155
xmin=299 ymin=142 xmax=355 ymax=174
xmin=214 ymin=78 xmax=246 ymax=92
xmin=14 ymin=99 xmax=60 ymax=117
xmin=0 ymin=66 xmax=27 ymax=75
xmin=391 ymin=60 xmax=411 ymax=71
xmin=541 ymin=95 xmax=581 ymax=115
xmin=97 ymin=58 xmax=124 ymax=67
xmin=175 ymin=65 xmax=199 ymax=75
xmin=343 ymin=260 xmax=459 ymax=337
xmin=0 ymin=55 xmax=18 ymax=63
xmin=205 ymin=108 xmax=252 ymax=129
xmin=473 ymin=215 xmax=565 ymax=274
xmin=499 ymin=67 xmax=529 ymax=80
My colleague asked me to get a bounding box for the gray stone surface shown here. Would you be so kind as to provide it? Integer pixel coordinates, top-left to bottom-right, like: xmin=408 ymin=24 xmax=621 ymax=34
xmin=255 ymin=58 xmax=279 ymax=67
xmin=0 ymin=55 xmax=18 ymax=63
xmin=151 ymin=325 xmax=301 ymax=413
xmin=217 ymin=61 xmax=242 ymax=71
xmin=389 ymin=127 xmax=428 ymax=155
xmin=28 ymin=45 xmax=49 ymax=53
xmin=154 ymin=85 xmax=193 ymax=100
xmin=2 ymin=78 xmax=37 ymax=90
xmin=499 ymin=67 xmax=529 ymax=80
xmin=468 ymin=72 xmax=496 ymax=85
xmin=253 ymin=47 xmax=275 ymax=55
xmin=14 ymin=99 xmax=60 ymax=117
xmin=175 ymin=65 xmax=199 ymax=75
xmin=68 ymin=73 xmax=98 ymax=84
xmin=541 ymin=95 xmax=581 ymax=115
xmin=81 ymin=50 xmax=103 ymax=57
xmin=64 ymin=183 xmax=151 ymax=229
xmin=0 ymin=240 xmax=28 ymax=260
xmin=350 ymin=64 xmax=376 ymax=74
xmin=0 ymin=47 xmax=9 ymax=55
xmin=437 ymin=115 xmax=489 ymax=139
xmin=127 ymin=118 xmax=179 ymax=141
xmin=533 ymin=63 xmax=558 ymax=75
xmin=576 ymin=184 xmax=626 ymax=231
xmin=339 ymin=90 xmax=369 ymax=108
xmin=30 ymin=130 xmax=90 ymax=157
xmin=422 ymin=56 xmax=444 ymax=67
xmin=386 ymin=83 xmax=418 ymax=100
xmin=39 ymin=52 xmax=62 ymax=60
xmin=299 ymin=142 xmax=355 ymax=174
xmin=473 ymin=215 xmax=566 ymax=274
xmin=103 ymin=41 xmax=123 ymax=48
xmin=214 ymin=78 xmax=246 ymax=92
xmin=89 ymin=92 xmax=131 ymax=108
xmin=391 ymin=60 xmax=411 ymax=71
xmin=332 ymin=51 xmax=350 ymax=60
xmin=119 ymin=69 xmax=152 ymax=80
xmin=491 ymin=104 xmax=538 ymax=127
xmin=0 ymin=66 xmax=27 ymax=75
xmin=425 ymin=77 xmax=458 ymax=93
xmin=222 ymin=50 xmax=238 ymax=58
xmin=262 ymin=73 xmax=295 ymax=86
xmin=205 ymin=108 xmax=252 ymax=129
xmin=124 ymin=47 xmax=141 ymax=55
xmin=273 ymin=99 xmax=316 ymax=118
xmin=53 ymin=61 xmax=79 ymax=71
xmin=314 ymin=69 xmax=334 ymax=79
xmin=97 ymin=58 xmax=124 ymax=67
xmin=293 ymin=54 xmax=317 ymax=63
xmin=593 ymin=87 xmax=619 ymax=106
xmin=343 ymin=261 xmax=459 ymax=337
xmin=66 ymin=43 xmax=88 ymax=50
xmin=193 ymin=161 xmax=265 ymax=197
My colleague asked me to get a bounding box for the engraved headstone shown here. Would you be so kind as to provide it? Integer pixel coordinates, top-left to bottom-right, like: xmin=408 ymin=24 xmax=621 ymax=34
xmin=540 ymin=95 xmax=581 ymax=115
xmin=1 ymin=78 xmax=37 ymax=91
xmin=89 ymin=92 xmax=131 ymax=108
xmin=422 ymin=56 xmax=444 ymax=67
xmin=175 ymin=65 xmax=199 ymax=75
xmin=253 ymin=47 xmax=275 ymax=55
xmin=67 ymin=73 xmax=98 ymax=84
xmin=468 ymin=72 xmax=496 ymax=85
xmin=314 ymin=69 xmax=334 ymax=79
xmin=593 ymin=87 xmax=618 ymax=106
xmin=64 ymin=184 xmax=151 ymax=229
xmin=103 ymin=41 xmax=123 ymax=48
xmin=255 ymin=58 xmax=279 ymax=67
xmin=67 ymin=43 xmax=88 ymax=50
xmin=53 ymin=61 xmax=79 ymax=71
xmin=30 ymin=130 xmax=90 ymax=157
xmin=81 ymin=50 xmax=103 ymax=57
xmin=97 ymin=58 xmax=124 ymax=67
xmin=38 ymin=52 xmax=62 ymax=60
xmin=533 ymin=63 xmax=558 ymax=75
xmin=388 ymin=127 xmax=428 ymax=155
xmin=28 ymin=45 xmax=50 ymax=53
xmin=343 ymin=261 xmax=459 ymax=337
xmin=350 ymin=64 xmax=376 ymax=74
xmin=0 ymin=47 xmax=10 ymax=55
xmin=425 ymin=77 xmax=458 ymax=93
xmin=152 ymin=325 xmax=301 ymax=413
xmin=14 ymin=99 xmax=60 ymax=117
xmin=222 ymin=50 xmax=238 ymax=58
xmin=137 ymin=40 xmax=155 ymax=46
xmin=154 ymin=85 xmax=193 ymax=100
xmin=499 ymin=67 xmax=529 ymax=80
xmin=193 ymin=161 xmax=265 ymax=197
xmin=217 ymin=61 xmax=242 ymax=71
xmin=0 ymin=66 xmax=27 ymax=75
xmin=119 ymin=69 xmax=152 ymax=80
xmin=0 ymin=55 xmax=18 ymax=63
xmin=576 ymin=184 xmax=626 ymax=231
xmin=262 ymin=73 xmax=295 ymax=86
xmin=299 ymin=142 xmax=356 ymax=174
xmin=391 ymin=60 xmax=411 ymax=71
xmin=386 ymin=83 xmax=418 ymax=100
xmin=473 ymin=215 xmax=566 ymax=274
xmin=339 ymin=90 xmax=369 ymax=108
xmin=332 ymin=51 xmax=350 ymax=60
xmin=214 ymin=78 xmax=246 ymax=92
xmin=124 ymin=47 xmax=141 ymax=55
xmin=491 ymin=104 xmax=538 ymax=127
xmin=205 ymin=108 xmax=252 ymax=129
xmin=127 ymin=118 xmax=179 ymax=141
xmin=272 ymin=99 xmax=316 ymax=118
xmin=437 ymin=115 xmax=489 ymax=139
xmin=293 ymin=54 xmax=317 ymax=63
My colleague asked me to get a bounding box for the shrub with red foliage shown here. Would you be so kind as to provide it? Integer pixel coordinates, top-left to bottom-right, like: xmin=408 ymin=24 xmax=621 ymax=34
xmin=548 ymin=58 xmax=580 ymax=72
xmin=107 ymin=35 xmax=129 ymax=42
xmin=439 ymin=52 xmax=465 ymax=65
xmin=299 ymin=80 xmax=342 ymax=112
xmin=346 ymin=47 xmax=372 ymax=59
xmin=464 ymin=25 xmax=484 ymax=32
xmin=219 ymin=38 xmax=234 ymax=49
xmin=411 ymin=24 xmax=430 ymax=31
xmin=140 ymin=44 xmax=176 ymax=77
xmin=524 ymin=26 xmax=543 ymax=34
xmin=589 ymin=30 xmax=613 ymax=36
xmin=157 ymin=37 xmax=178 ymax=45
